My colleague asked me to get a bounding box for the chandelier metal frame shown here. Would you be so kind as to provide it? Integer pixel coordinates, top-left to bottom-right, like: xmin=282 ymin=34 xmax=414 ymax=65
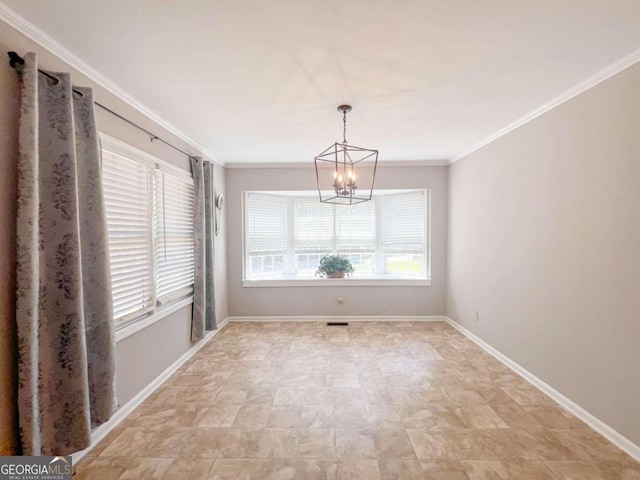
xmin=314 ymin=105 xmax=378 ymax=205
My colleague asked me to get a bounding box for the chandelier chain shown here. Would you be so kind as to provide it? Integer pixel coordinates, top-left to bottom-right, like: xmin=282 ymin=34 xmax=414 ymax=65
xmin=343 ymin=110 xmax=348 ymax=144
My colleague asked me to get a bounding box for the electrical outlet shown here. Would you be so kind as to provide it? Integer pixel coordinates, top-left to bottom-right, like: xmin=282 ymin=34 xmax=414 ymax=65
xmin=337 ymin=297 xmax=345 ymax=304
xmin=474 ymin=311 xmax=479 ymax=322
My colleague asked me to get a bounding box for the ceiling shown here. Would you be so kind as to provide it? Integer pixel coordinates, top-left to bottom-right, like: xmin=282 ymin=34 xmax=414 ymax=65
xmin=3 ymin=0 xmax=640 ymax=165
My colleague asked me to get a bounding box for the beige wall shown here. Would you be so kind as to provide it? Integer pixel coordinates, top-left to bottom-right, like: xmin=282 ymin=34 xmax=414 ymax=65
xmin=447 ymin=63 xmax=640 ymax=445
xmin=0 ymin=20 xmax=228 ymax=446
xmin=226 ymin=166 xmax=448 ymax=317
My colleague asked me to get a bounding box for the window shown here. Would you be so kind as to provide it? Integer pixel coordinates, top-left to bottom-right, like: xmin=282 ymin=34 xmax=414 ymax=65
xmin=153 ymin=170 xmax=195 ymax=304
xmin=243 ymin=190 xmax=430 ymax=285
xmin=246 ymin=193 xmax=287 ymax=277
xmin=293 ymin=199 xmax=333 ymax=274
xmin=336 ymin=201 xmax=376 ymax=273
xmin=102 ymin=137 xmax=195 ymax=328
xmin=382 ymin=192 xmax=425 ymax=276
xmin=102 ymin=151 xmax=154 ymax=321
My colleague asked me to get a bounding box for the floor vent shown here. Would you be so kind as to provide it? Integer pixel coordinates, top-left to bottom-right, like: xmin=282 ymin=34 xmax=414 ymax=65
xmin=326 ymin=322 xmax=349 ymax=326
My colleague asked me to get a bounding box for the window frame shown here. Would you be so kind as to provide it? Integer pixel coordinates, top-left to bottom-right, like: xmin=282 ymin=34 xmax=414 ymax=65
xmin=100 ymin=133 xmax=195 ymax=342
xmin=242 ymin=189 xmax=431 ymax=287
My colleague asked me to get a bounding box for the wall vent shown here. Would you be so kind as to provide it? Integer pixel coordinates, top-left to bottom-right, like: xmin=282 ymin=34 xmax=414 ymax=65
xmin=326 ymin=322 xmax=349 ymax=326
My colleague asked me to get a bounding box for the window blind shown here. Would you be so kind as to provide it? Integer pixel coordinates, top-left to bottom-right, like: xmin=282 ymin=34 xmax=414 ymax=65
xmin=154 ymin=169 xmax=195 ymax=304
xmin=336 ymin=202 xmax=376 ymax=253
xmin=102 ymin=151 xmax=154 ymax=323
xmin=382 ymin=191 xmax=425 ymax=254
xmin=293 ymin=199 xmax=334 ymax=253
xmin=247 ymin=193 xmax=288 ymax=255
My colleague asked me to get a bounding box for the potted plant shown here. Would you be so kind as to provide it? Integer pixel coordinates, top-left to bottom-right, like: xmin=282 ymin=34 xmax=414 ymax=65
xmin=315 ymin=254 xmax=354 ymax=278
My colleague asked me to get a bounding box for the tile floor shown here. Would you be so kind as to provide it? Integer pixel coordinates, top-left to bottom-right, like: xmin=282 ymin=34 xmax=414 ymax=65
xmin=75 ymin=321 xmax=640 ymax=479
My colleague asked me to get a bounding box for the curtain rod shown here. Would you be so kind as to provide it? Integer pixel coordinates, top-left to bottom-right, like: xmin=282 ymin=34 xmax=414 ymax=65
xmin=7 ymin=51 xmax=197 ymax=161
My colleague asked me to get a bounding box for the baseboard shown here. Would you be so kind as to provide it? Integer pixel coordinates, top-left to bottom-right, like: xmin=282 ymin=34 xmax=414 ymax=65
xmin=71 ymin=317 xmax=229 ymax=463
xmin=445 ymin=316 xmax=640 ymax=463
xmin=228 ymin=315 xmax=447 ymax=323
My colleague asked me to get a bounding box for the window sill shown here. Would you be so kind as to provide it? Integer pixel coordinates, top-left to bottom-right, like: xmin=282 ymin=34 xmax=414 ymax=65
xmin=242 ymin=276 xmax=431 ymax=287
xmin=115 ymin=296 xmax=194 ymax=343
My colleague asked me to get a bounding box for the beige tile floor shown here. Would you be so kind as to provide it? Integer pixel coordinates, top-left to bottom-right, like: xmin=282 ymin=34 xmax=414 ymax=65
xmin=76 ymin=322 xmax=640 ymax=479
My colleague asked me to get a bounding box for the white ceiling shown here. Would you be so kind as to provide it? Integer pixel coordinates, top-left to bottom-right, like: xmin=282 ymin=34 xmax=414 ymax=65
xmin=3 ymin=0 xmax=640 ymax=165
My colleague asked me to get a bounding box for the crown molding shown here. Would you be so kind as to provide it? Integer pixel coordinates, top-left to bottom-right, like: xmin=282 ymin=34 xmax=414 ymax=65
xmin=378 ymin=159 xmax=450 ymax=167
xmin=224 ymin=162 xmax=314 ymax=169
xmin=0 ymin=1 xmax=221 ymax=165
xmin=450 ymin=47 xmax=640 ymax=164
xmin=224 ymin=158 xmax=450 ymax=169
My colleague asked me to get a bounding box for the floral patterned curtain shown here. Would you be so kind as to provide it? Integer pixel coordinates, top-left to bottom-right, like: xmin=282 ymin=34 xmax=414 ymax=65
xmin=203 ymin=161 xmax=217 ymax=331
xmin=190 ymin=158 xmax=216 ymax=342
xmin=15 ymin=52 xmax=116 ymax=455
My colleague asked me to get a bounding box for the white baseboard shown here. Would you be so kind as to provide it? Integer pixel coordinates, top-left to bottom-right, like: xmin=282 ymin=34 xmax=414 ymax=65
xmin=445 ymin=317 xmax=640 ymax=462
xmin=228 ymin=315 xmax=447 ymax=323
xmin=72 ymin=317 xmax=229 ymax=464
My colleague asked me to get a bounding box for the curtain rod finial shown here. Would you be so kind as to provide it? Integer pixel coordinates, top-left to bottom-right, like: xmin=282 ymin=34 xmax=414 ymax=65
xmin=8 ymin=51 xmax=25 ymax=69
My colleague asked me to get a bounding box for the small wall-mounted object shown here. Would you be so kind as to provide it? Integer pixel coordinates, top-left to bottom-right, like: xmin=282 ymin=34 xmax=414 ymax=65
xmin=215 ymin=193 xmax=224 ymax=236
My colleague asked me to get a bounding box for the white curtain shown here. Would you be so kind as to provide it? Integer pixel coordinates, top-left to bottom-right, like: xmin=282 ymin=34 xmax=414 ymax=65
xmin=191 ymin=158 xmax=216 ymax=342
xmin=15 ymin=52 xmax=116 ymax=455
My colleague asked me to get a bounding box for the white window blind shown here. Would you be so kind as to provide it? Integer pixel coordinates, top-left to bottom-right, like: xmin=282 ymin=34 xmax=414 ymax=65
xmin=293 ymin=199 xmax=334 ymax=274
xmin=247 ymin=193 xmax=288 ymax=255
xmin=336 ymin=203 xmax=376 ymax=253
xmin=246 ymin=193 xmax=288 ymax=277
xmin=382 ymin=190 xmax=425 ymax=275
xmin=154 ymin=170 xmax=195 ymax=304
xmin=102 ymin=151 xmax=154 ymax=323
xmin=336 ymin=202 xmax=376 ymax=273
xmin=294 ymin=200 xmax=334 ymax=254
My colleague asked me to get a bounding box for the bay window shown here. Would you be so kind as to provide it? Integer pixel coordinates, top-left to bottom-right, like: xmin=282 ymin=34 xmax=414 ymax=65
xmin=243 ymin=189 xmax=430 ymax=285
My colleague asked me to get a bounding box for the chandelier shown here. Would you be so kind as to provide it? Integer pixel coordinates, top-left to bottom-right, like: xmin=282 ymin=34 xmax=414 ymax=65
xmin=314 ymin=105 xmax=378 ymax=205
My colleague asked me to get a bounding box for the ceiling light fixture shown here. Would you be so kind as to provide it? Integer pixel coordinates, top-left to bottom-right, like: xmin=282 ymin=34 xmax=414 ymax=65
xmin=314 ymin=105 xmax=378 ymax=205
